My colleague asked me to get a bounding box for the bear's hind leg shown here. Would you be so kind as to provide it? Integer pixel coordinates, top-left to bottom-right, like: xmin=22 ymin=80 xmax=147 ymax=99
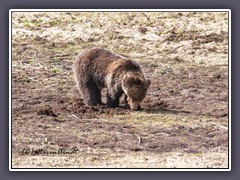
xmin=79 ymin=80 xmax=100 ymax=106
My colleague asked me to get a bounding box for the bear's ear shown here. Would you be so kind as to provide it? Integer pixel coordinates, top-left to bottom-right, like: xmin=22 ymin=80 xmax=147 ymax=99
xmin=146 ymin=79 xmax=151 ymax=88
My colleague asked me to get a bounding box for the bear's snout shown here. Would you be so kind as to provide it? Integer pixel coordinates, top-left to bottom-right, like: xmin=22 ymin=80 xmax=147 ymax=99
xmin=127 ymin=98 xmax=141 ymax=111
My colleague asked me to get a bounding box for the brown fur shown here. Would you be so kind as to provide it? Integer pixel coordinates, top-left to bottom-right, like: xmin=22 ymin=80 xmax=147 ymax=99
xmin=73 ymin=47 xmax=151 ymax=110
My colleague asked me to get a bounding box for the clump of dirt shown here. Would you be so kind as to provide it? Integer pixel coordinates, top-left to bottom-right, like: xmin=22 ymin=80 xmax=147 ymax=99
xmin=37 ymin=105 xmax=57 ymax=117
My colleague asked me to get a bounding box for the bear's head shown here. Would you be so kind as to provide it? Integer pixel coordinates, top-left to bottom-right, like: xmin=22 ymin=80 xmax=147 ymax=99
xmin=122 ymin=76 xmax=151 ymax=110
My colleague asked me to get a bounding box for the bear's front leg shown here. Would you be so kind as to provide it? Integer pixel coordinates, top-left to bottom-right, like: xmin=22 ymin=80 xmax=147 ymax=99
xmin=137 ymin=105 xmax=142 ymax=111
xmin=106 ymin=90 xmax=120 ymax=108
xmin=123 ymin=93 xmax=130 ymax=109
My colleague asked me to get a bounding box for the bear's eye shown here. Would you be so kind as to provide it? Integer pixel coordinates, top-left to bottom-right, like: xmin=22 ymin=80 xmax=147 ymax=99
xmin=134 ymin=79 xmax=142 ymax=85
xmin=129 ymin=78 xmax=142 ymax=86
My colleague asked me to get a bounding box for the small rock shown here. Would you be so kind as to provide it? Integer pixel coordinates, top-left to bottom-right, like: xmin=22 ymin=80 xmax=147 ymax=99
xmin=213 ymin=73 xmax=221 ymax=79
xmin=138 ymin=27 xmax=148 ymax=34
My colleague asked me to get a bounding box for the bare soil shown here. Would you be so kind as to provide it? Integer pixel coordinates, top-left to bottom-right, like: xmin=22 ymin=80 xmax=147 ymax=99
xmin=11 ymin=11 xmax=229 ymax=168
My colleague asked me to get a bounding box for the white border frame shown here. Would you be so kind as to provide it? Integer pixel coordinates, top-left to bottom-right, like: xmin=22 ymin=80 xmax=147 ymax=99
xmin=9 ymin=9 xmax=231 ymax=171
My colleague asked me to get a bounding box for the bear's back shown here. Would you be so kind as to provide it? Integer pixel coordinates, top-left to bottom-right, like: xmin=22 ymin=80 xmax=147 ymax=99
xmin=77 ymin=47 xmax=119 ymax=62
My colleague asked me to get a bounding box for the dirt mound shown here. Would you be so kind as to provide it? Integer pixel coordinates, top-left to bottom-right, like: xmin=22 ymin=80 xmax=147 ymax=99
xmin=37 ymin=105 xmax=57 ymax=117
xmin=166 ymin=30 xmax=226 ymax=44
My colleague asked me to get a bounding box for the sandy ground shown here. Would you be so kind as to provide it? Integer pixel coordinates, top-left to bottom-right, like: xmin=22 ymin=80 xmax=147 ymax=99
xmin=11 ymin=11 xmax=229 ymax=169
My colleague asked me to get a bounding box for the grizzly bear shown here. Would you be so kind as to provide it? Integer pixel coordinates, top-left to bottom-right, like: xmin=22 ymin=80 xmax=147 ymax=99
xmin=73 ymin=47 xmax=151 ymax=110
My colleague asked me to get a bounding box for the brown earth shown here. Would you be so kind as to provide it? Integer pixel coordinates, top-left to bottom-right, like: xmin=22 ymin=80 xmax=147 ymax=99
xmin=11 ymin=11 xmax=229 ymax=169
